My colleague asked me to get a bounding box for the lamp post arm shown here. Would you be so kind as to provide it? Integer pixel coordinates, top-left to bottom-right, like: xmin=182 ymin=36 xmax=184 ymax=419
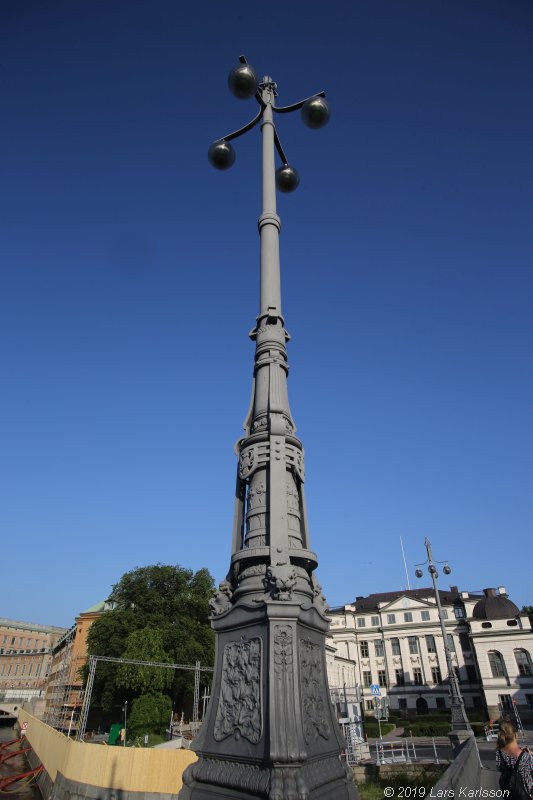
xmin=273 ymin=90 xmax=326 ymax=114
xmin=214 ymin=106 xmax=265 ymax=145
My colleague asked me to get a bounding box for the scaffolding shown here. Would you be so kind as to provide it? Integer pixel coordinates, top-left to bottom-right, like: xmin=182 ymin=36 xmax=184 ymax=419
xmin=44 ymin=625 xmax=77 ymax=730
xmin=77 ymin=655 xmax=214 ymax=740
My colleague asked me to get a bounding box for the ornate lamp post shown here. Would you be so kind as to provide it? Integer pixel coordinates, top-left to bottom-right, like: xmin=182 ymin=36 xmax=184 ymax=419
xmin=415 ymin=538 xmax=471 ymax=734
xmin=179 ymin=57 xmax=355 ymax=800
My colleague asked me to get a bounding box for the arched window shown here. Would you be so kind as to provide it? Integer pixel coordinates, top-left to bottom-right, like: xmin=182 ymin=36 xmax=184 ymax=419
xmin=488 ymin=651 xmax=507 ymax=678
xmin=515 ymin=649 xmax=532 ymax=677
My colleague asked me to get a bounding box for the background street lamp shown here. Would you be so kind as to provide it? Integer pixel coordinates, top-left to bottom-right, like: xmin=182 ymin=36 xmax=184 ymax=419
xmin=415 ymin=538 xmax=471 ymax=734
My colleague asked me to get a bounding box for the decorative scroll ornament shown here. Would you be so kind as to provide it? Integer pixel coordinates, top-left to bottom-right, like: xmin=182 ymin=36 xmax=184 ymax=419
xmin=214 ymin=638 xmax=262 ymax=744
xmin=264 ymin=563 xmax=296 ymax=601
xmin=239 ymin=446 xmax=255 ymax=478
xmin=273 ymin=625 xmax=293 ymax=673
xmin=209 ymin=580 xmax=234 ymax=617
xmin=299 ymin=639 xmax=331 ymax=744
xmin=252 ymin=416 xmax=268 ymax=433
xmin=311 ymin=575 xmax=329 ymax=615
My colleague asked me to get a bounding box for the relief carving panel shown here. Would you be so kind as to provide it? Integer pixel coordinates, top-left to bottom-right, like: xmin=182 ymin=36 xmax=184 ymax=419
xmin=214 ymin=638 xmax=262 ymax=744
xmin=299 ymin=638 xmax=331 ymax=744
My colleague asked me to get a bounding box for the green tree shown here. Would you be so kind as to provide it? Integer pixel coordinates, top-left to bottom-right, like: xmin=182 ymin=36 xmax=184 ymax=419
xmin=522 ymin=606 xmax=533 ymax=627
xmin=86 ymin=564 xmax=215 ymax=712
xmin=127 ymin=693 xmax=172 ymax=739
xmin=116 ymin=627 xmax=173 ymax=694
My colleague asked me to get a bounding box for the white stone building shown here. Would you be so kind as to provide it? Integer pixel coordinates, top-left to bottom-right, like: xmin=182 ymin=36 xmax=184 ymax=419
xmin=327 ymin=585 xmax=533 ymax=721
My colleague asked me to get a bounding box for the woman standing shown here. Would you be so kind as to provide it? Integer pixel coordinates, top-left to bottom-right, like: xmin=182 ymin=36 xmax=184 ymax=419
xmin=496 ymin=719 xmax=533 ymax=799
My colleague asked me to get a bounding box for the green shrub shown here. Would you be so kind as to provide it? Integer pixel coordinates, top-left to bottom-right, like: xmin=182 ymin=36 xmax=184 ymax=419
xmin=403 ymin=721 xmax=451 ymax=737
xmin=127 ymin=693 xmax=172 ymax=739
xmin=363 ymin=721 xmax=395 ymax=738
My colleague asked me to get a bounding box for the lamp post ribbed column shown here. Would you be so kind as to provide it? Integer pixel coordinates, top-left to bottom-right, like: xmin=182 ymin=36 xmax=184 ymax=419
xmin=179 ymin=57 xmax=356 ymax=800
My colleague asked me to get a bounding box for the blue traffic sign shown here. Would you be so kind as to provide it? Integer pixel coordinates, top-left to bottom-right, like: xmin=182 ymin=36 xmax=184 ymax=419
xmin=370 ymin=684 xmax=381 ymax=696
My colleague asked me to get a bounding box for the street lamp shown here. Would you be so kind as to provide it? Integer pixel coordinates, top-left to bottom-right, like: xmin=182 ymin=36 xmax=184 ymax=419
xmin=178 ymin=57 xmax=355 ymax=800
xmin=415 ymin=538 xmax=471 ymax=733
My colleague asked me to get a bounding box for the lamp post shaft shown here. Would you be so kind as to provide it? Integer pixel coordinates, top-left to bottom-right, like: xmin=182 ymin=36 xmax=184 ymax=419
xmin=259 ymin=82 xmax=282 ymax=320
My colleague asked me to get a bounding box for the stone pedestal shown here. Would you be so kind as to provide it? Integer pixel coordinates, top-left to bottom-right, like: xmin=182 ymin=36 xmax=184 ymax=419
xmin=180 ymin=600 xmax=356 ymax=800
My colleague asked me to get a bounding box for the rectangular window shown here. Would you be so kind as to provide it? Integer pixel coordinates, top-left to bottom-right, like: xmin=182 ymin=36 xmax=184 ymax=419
xmin=21 ymin=664 xmax=26 ymax=675
xmin=441 ymin=609 xmax=448 ymax=619
xmin=499 ymin=695 xmax=512 ymax=711
xmin=395 ymin=669 xmax=405 ymax=686
xmin=360 ymin=641 xmax=369 ymax=658
xmin=413 ymin=668 xmax=423 ymax=685
xmin=398 ymin=698 xmax=407 ymax=710
xmin=436 ymin=697 xmax=446 ymax=709
xmin=371 ymin=615 xmax=379 ymax=627
xmin=28 ymin=664 xmax=33 ymax=676
xmin=374 ymin=640 xmax=384 ymax=657
xmin=421 ymin=610 xmax=430 ymax=621
xmin=1 ymin=665 xmax=5 ymax=675
xmin=391 ymin=638 xmax=401 ymax=656
xmin=11 ymin=637 xmax=15 ymax=645
xmin=459 ymin=633 xmax=471 ymax=653
xmin=363 ymin=671 xmax=372 ymax=688
xmin=454 ymin=607 xmax=465 ymax=619
xmin=515 ymin=650 xmax=532 ymax=676
xmin=404 ymin=612 xmax=413 ymax=623
xmin=18 ymin=638 xmax=23 ymax=647
xmin=365 ymin=699 xmax=374 ymax=711
xmin=446 ymin=634 xmax=456 ymax=653
xmin=431 ymin=667 xmax=442 ymax=684
xmin=378 ymin=669 xmax=387 ymax=686
xmin=357 ymin=618 xmax=366 ymax=628
xmin=387 ymin=614 xmax=396 ymax=624
xmin=426 ymin=634 xmax=437 ymax=653
xmin=408 ymin=636 xmax=418 ymax=655
xmin=14 ymin=664 xmax=19 ymax=675
xmin=8 ymin=665 xmax=12 ymax=675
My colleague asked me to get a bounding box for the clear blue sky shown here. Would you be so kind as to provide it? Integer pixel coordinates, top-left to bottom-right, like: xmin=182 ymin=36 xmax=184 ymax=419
xmin=1 ymin=0 xmax=532 ymax=627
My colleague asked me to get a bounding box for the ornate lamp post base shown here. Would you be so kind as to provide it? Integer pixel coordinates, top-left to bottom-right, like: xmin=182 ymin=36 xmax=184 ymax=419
xmin=180 ymin=599 xmax=356 ymax=800
xmin=450 ymin=701 xmax=472 ymax=733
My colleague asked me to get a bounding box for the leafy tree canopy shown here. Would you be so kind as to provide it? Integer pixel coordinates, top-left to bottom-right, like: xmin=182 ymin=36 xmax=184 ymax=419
xmin=116 ymin=627 xmax=173 ymax=695
xmin=86 ymin=564 xmax=215 ymax=712
xmin=127 ymin=693 xmax=172 ymax=740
